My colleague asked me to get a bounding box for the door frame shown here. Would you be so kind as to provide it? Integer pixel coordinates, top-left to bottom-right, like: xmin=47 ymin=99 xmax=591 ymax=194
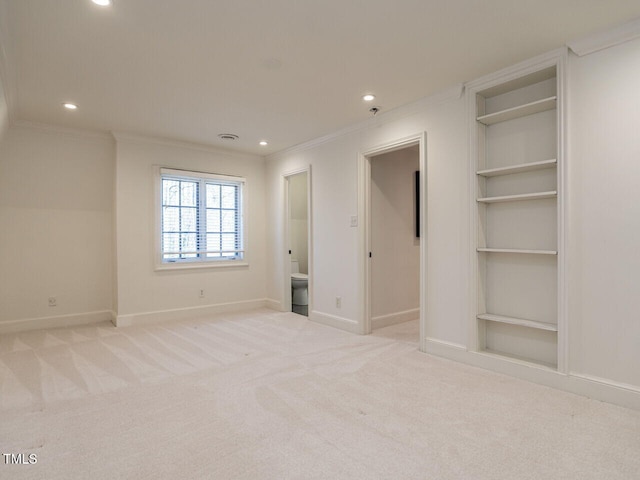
xmin=357 ymin=133 xmax=427 ymax=349
xmin=282 ymin=167 xmax=312 ymax=314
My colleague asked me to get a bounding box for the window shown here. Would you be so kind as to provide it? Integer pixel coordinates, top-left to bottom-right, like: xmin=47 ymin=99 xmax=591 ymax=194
xmin=158 ymin=168 xmax=245 ymax=266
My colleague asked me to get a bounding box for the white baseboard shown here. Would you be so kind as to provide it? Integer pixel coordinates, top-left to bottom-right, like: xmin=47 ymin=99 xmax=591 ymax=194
xmin=423 ymin=338 xmax=640 ymax=411
xmin=114 ymin=298 xmax=269 ymax=327
xmin=0 ymin=310 xmax=114 ymax=334
xmin=309 ymin=310 xmax=360 ymax=334
xmin=264 ymin=298 xmax=282 ymax=311
xmin=372 ymin=308 xmax=419 ymax=330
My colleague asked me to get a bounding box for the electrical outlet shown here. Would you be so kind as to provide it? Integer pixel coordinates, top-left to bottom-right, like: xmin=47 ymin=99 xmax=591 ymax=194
xmin=336 ymin=296 xmax=342 ymax=308
xmin=199 ymin=289 xmax=205 ymax=298
xmin=48 ymin=296 xmax=57 ymax=307
xmin=350 ymin=215 xmax=358 ymax=227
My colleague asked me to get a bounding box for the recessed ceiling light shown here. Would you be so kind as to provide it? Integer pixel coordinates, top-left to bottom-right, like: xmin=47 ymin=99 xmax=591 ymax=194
xmin=362 ymin=94 xmax=376 ymax=102
xmin=259 ymin=141 xmax=268 ymax=146
xmin=92 ymin=0 xmax=112 ymax=6
xmin=63 ymin=103 xmax=78 ymax=110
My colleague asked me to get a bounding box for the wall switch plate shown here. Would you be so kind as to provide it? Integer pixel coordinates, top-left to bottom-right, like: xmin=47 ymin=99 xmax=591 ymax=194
xmin=350 ymin=215 xmax=358 ymax=227
xmin=336 ymin=296 xmax=342 ymax=308
xmin=199 ymin=289 xmax=205 ymax=298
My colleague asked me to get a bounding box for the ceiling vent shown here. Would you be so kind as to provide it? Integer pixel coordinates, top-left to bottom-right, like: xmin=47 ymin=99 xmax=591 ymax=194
xmin=217 ymin=133 xmax=239 ymax=141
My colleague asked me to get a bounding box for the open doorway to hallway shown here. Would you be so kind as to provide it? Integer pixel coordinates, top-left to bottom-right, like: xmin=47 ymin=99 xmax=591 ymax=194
xmin=359 ymin=134 xmax=426 ymax=346
xmin=369 ymin=145 xmax=421 ymax=339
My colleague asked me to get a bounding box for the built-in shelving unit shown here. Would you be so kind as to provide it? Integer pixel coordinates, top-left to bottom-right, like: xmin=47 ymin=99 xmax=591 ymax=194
xmin=476 ymin=159 xmax=557 ymax=177
xmin=477 ymin=248 xmax=557 ymax=255
xmin=477 ymin=313 xmax=558 ymax=332
xmin=468 ymin=61 xmax=564 ymax=370
xmin=477 ymin=191 xmax=557 ymax=203
xmin=476 ymin=96 xmax=557 ymax=125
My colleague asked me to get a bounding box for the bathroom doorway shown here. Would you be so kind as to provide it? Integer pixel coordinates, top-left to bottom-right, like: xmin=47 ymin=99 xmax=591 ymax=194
xmin=358 ymin=134 xmax=426 ymax=348
xmin=284 ymin=169 xmax=311 ymax=316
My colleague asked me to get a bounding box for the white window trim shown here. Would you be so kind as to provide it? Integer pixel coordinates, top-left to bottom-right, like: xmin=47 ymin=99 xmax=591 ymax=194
xmin=154 ymin=166 xmax=249 ymax=271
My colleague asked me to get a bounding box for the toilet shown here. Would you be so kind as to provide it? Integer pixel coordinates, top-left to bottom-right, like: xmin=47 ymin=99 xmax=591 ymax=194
xmin=291 ymin=259 xmax=308 ymax=306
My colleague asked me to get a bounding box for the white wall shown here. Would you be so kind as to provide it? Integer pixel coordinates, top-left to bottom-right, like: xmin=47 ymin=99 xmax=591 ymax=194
xmin=568 ymin=38 xmax=640 ymax=389
xmin=0 ymin=77 xmax=8 ymax=141
xmin=0 ymin=126 xmax=114 ymax=330
xmin=0 ymin=0 xmax=10 ymax=142
xmin=266 ymin=38 xmax=640 ymax=406
xmin=370 ymin=148 xmax=420 ymax=322
xmin=266 ymin=89 xmax=469 ymax=341
xmin=114 ymin=136 xmax=267 ymax=324
xmin=289 ymin=172 xmax=308 ymax=274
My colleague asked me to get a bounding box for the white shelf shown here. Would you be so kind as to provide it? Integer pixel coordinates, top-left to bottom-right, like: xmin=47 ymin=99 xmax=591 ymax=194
xmin=477 ymin=191 xmax=557 ymax=203
xmin=478 ymin=349 xmax=557 ymax=371
xmin=477 ymin=159 xmax=557 ymax=177
xmin=477 ymin=248 xmax=557 ymax=255
xmin=477 ymin=313 xmax=558 ymax=332
xmin=477 ymin=96 xmax=557 ymax=125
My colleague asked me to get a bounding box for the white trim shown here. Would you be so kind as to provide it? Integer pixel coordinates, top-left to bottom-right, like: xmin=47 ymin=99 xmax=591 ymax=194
xmin=556 ymin=50 xmax=569 ymax=374
xmin=466 ymin=48 xmax=567 ymax=368
xmin=154 ymin=165 xmax=248 ymax=270
xmin=268 ymin=84 xmax=462 ymax=161
xmin=423 ymin=339 xmax=640 ymax=411
xmin=309 ymin=310 xmax=360 ymax=334
xmin=155 ymin=261 xmax=249 ymax=271
xmin=112 ymin=131 xmax=262 ymax=160
xmin=358 ymin=133 xmax=427 ymax=343
xmin=282 ymin=167 xmax=312 ymax=315
xmin=465 ymin=48 xmax=565 ymax=92
xmin=568 ymin=372 xmax=640 ymax=399
xmin=423 ymin=337 xmax=467 ymax=353
xmin=0 ymin=310 xmax=114 ymax=334
xmin=11 ymin=119 xmax=114 ymax=141
xmin=161 ymin=167 xmax=246 ymax=183
xmin=264 ymin=298 xmax=282 ymax=311
xmin=114 ymin=299 xmax=268 ymax=327
xmin=567 ymin=17 xmax=640 ymax=56
xmin=0 ymin=0 xmax=16 ymax=122
xmin=372 ymin=308 xmax=420 ymax=330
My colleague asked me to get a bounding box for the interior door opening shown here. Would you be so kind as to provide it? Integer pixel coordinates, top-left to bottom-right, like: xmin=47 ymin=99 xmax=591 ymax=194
xmin=359 ymin=134 xmax=426 ymax=348
xmin=285 ymin=170 xmax=310 ymax=316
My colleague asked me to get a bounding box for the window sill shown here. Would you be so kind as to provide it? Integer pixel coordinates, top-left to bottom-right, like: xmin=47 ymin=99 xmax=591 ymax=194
xmin=155 ymin=261 xmax=249 ymax=272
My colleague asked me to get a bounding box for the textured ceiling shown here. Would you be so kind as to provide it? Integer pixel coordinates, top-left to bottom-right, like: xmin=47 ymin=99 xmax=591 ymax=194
xmin=1 ymin=0 xmax=640 ymax=154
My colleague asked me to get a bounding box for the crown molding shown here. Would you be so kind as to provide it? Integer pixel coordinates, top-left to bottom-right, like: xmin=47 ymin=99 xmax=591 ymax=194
xmin=111 ymin=131 xmax=264 ymax=160
xmin=12 ymin=119 xmax=114 ymax=141
xmin=465 ymin=47 xmax=567 ymax=92
xmin=568 ymin=17 xmax=640 ymax=57
xmin=266 ymin=83 xmax=463 ymax=161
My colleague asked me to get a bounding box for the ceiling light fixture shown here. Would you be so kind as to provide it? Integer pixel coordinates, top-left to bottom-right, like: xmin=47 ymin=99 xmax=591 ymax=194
xmin=63 ymin=103 xmax=78 ymax=110
xmin=91 ymin=0 xmax=112 ymax=6
xmin=362 ymin=94 xmax=375 ymax=102
xmin=259 ymin=141 xmax=268 ymax=146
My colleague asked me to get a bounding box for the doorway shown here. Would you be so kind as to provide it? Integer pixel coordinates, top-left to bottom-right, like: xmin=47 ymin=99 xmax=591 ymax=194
xmin=358 ymin=134 xmax=426 ymax=348
xmin=284 ymin=169 xmax=311 ymax=316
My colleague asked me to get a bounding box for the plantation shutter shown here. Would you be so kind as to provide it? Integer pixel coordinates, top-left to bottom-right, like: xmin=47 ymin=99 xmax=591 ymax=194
xmin=160 ymin=168 xmax=244 ymax=262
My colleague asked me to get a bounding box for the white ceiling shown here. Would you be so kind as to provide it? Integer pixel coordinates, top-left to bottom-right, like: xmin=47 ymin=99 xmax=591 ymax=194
xmin=1 ymin=0 xmax=640 ymax=155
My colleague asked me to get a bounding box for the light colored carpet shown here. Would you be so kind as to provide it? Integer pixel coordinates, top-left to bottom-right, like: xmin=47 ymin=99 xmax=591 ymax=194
xmin=1 ymin=309 xmax=639 ymax=479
